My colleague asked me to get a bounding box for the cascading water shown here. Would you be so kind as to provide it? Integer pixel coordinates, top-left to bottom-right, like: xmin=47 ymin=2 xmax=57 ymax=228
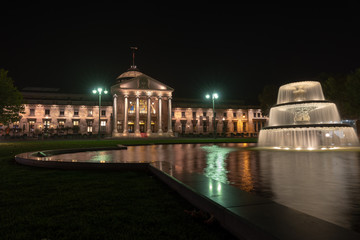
xmin=258 ymin=81 xmax=359 ymax=149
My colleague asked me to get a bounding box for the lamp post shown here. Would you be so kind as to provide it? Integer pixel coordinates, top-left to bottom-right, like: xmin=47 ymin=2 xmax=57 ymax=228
xmin=92 ymin=88 xmax=108 ymax=139
xmin=206 ymin=93 xmax=218 ymax=138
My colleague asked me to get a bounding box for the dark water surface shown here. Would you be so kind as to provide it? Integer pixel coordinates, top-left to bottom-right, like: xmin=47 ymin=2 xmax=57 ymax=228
xmin=52 ymin=143 xmax=360 ymax=232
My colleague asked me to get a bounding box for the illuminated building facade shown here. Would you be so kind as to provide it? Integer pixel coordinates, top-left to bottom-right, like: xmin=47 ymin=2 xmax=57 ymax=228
xmin=1 ymin=67 xmax=267 ymax=137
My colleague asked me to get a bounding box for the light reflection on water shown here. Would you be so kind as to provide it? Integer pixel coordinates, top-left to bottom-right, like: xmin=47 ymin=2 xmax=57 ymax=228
xmin=49 ymin=143 xmax=360 ymax=232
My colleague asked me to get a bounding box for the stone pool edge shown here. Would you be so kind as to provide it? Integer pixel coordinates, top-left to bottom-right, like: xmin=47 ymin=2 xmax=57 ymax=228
xmin=149 ymin=165 xmax=360 ymax=240
xmin=14 ymin=145 xmax=149 ymax=171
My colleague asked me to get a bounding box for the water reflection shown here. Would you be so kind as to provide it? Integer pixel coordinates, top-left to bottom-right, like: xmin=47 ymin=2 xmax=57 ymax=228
xmin=44 ymin=143 xmax=360 ymax=232
xmin=202 ymin=145 xmax=236 ymax=184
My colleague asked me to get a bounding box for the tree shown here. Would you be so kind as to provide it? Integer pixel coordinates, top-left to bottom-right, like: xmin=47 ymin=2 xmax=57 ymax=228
xmin=258 ymin=84 xmax=278 ymax=117
xmin=0 ymin=69 xmax=24 ymax=125
xmin=318 ymin=69 xmax=360 ymax=119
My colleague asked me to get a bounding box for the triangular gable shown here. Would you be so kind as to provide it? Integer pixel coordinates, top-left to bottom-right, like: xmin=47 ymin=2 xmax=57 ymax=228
xmin=119 ymin=74 xmax=174 ymax=91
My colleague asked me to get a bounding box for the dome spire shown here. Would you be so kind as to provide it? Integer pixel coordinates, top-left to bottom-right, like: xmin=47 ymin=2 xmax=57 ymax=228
xmin=130 ymin=46 xmax=138 ymax=69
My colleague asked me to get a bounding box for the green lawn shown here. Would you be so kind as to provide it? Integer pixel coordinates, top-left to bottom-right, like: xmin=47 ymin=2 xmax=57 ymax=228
xmin=0 ymin=138 xmax=251 ymax=239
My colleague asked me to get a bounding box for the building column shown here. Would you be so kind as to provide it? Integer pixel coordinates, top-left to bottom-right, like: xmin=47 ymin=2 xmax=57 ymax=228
xmin=135 ymin=94 xmax=140 ymax=135
xmin=147 ymin=96 xmax=151 ymax=135
xmin=112 ymin=94 xmax=118 ymax=135
xmin=158 ymin=96 xmax=163 ymax=134
xmin=123 ymin=94 xmax=128 ymax=136
xmin=167 ymin=96 xmax=173 ymax=134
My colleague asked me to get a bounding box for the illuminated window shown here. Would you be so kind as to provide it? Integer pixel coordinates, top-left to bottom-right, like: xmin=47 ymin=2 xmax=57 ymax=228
xmin=243 ymin=113 xmax=246 ymax=118
xmin=151 ymin=102 xmax=156 ymax=114
xmin=58 ymin=120 xmax=65 ymax=128
xmin=73 ymin=120 xmax=79 ymax=126
xmin=87 ymin=120 xmax=93 ymax=133
xmin=44 ymin=120 xmax=50 ymax=129
xmin=129 ymin=101 xmax=135 ymax=113
xmin=139 ymin=99 xmax=147 ymax=114
xmin=88 ymin=109 xmax=93 ymax=116
xmin=29 ymin=120 xmax=35 ymax=131
xmin=100 ymin=120 xmax=106 ymax=132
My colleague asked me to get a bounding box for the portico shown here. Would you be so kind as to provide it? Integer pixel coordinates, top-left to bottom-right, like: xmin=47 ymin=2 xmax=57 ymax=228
xmin=111 ymin=66 xmax=174 ymax=137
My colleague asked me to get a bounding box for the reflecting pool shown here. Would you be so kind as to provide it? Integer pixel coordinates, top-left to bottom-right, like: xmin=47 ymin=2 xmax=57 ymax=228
xmin=49 ymin=143 xmax=360 ymax=232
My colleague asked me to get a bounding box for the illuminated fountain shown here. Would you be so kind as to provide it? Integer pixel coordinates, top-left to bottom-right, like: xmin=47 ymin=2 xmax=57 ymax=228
xmin=258 ymin=81 xmax=359 ymax=150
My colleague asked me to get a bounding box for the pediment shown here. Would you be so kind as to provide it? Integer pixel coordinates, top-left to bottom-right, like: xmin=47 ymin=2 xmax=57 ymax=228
xmin=119 ymin=74 xmax=174 ymax=91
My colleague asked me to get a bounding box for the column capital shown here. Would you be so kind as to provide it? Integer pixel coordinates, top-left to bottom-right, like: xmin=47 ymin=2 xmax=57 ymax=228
xmin=124 ymin=94 xmax=129 ymax=98
xmin=113 ymin=94 xmax=118 ymax=99
xmin=168 ymin=96 xmax=172 ymax=100
xmin=158 ymin=95 xmax=162 ymax=99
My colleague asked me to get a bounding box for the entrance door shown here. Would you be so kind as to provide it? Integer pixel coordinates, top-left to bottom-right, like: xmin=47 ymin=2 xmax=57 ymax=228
xmin=128 ymin=124 xmax=134 ymax=133
xmin=140 ymin=124 xmax=145 ymax=133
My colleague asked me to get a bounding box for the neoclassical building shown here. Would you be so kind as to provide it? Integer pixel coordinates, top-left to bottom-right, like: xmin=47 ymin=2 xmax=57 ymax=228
xmin=0 ymin=65 xmax=268 ymax=138
xmin=111 ymin=66 xmax=174 ymax=137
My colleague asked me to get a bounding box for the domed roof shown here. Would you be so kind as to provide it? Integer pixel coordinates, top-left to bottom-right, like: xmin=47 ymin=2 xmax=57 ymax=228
xmin=116 ymin=66 xmax=143 ymax=82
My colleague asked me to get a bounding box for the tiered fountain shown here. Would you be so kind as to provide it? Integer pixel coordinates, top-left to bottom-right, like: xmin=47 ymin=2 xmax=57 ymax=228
xmin=258 ymin=81 xmax=359 ymax=150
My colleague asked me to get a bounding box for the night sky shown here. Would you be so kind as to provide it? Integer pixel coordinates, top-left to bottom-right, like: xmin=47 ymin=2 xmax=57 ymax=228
xmin=2 ymin=4 xmax=360 ymax=105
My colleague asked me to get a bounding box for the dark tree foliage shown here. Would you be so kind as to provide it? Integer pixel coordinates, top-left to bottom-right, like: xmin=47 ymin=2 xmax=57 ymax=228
xmin=318 ymin=68 xmax=360 ymax=119
xmin=0 ymin=69 xmax=24 ymax=125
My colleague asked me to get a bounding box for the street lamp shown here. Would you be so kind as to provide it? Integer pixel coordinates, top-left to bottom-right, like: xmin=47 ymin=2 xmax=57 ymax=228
xmin=92 ymin=87 xmax=108 ymax=139
xmin=206 ymin=93 xmax=219 ymax=138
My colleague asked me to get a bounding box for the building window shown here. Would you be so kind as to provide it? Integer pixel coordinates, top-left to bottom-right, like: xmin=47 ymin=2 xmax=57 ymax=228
xmin=181 ymin=112 xmax=185 ymax=118
xmin=171 ymin=111 xmax=174 ymax=117
xmin=73 ymin=120 xmax=79 ymax=126
xmin=243 ymin=113 xmax=246 ymax=118
xmin=203 ymin=112 xmax=207 ymax=117
xmin=87 ymin=120 xmax=93 ymax=133
xmin=253 ymin=113 xmax=256 ymax=118
xmin=29 ymin=120 xmax=35 ymax=132
xmin=43 ymin=120 xmax=50 ymax=129
xmin=60 ymin=109 xmax=64 ymax=116
xmin=129 ymin=101 xmax=135 ymax=113
xmin=117 ymin=120 xmax=122 ymax=132
xmin=101 ymin=110 xmax=106 ymax=116
xmin=233 ymin=122 xmax=237 ymax=132
xmin=233 ymin=112 xmax=236 ymax=117
xmin=100 ymin=120 xmax=106 ymax=132
xmin=258 ymin=112 xmax=261 ymax=117
xmin=192 ymin=112 xmax=196 ymax=118
xmin=45 ymin=109 xmax=50 ymax=116
xmin=139 ymin=99 xmax=147 ymax=114
xmin=203 ymin=121 xmax=207 ymax=132
xmin=88 ymin=109 xmax=93 ymax=117
xmin=74 ymin=109 xmax=79 ymax=116
xmin=58 ymin=120 xmax=65 ymax=128
xmin=30 ymin=109 xmax=35 ymax=116
xmin=223 ymin=112 xmax=227 ymax=117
